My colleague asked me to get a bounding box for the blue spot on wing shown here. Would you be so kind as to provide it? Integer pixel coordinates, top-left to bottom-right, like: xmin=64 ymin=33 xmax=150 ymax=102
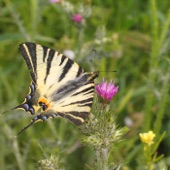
xmin=23 ymin=104 xmax=29 ymax=111
xmin=42 ymin=116 xmax=47 ymax=121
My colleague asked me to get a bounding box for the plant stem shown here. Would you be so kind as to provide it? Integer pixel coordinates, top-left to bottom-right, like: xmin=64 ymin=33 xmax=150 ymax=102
xmin=144 ymin=0 xmax=159 ymax=131
xmin=154 ymin=75 xmax=169 ymax=134
xmin=102 ymin=148 xmax=109 ymax=170
xmin=144 ymin=1 xmax=170 ymax=133
xmin=96 ymin=147 xmax=109 ymax=170
xmin=4 ymin=0 xmax=31 ymax=41
xmin=3 ymin=124 xmax=25 ymax=170
xmin=153 ymin=10 xmax=170 ymax=135
xmin=148 ymin=163 xmax=153 ymax=170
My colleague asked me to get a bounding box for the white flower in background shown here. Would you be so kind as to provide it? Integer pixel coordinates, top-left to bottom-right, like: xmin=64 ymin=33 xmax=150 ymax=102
xmin=63 ymin=50 xmax=75 ymax=60
xmin=61 ymin=1 xmax=73 ymax=13
xmin=124 ymin=116 xmax=133 ymax=127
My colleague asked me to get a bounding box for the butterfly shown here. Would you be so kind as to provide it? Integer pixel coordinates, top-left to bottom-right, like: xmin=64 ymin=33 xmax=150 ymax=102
xmin=13 ymin=42 xmax=98 ymax=135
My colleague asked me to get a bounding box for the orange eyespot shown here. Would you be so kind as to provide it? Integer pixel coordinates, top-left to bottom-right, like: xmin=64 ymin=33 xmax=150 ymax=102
xmin=38 ymin=97 xmax=51 ymax=111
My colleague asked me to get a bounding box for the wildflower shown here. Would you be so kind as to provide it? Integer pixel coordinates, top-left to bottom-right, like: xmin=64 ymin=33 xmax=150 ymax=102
xmin=73 ymin=14 xmax=83 ymax=23
xmin=49 ymin=0 xmax=63 ymax=3
xmin=139 ymin=131 xmax=156 ymax=146
xmin=96 ymin=79 xmax=119 ymax=102
xmin=63 ymin=50 xmax=75 ymax=60
xmin=38 ymin=155 xmax=61 ymax=169
xmin=124 ymin=116 xmax=133 ymax=128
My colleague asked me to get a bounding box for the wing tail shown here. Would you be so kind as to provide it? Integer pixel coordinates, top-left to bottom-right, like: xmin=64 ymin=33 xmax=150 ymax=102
xmin=16 ymin=121 xmax=36 ymax=137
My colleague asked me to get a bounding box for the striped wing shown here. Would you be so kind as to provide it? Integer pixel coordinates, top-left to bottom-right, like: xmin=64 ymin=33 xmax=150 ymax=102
xmin=17 ymin=42 xmax=98 ymax=126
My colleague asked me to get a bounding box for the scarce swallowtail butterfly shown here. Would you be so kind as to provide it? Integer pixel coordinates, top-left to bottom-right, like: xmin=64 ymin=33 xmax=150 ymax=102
xmin=13 ymin=42 xmax=98 ymax=135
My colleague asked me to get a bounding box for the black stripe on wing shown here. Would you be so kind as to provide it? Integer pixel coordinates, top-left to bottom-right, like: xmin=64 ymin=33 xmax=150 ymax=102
xmin=19 ymin=44 xmax=32 ymax=70
xmin=62 ymin=97 xmax=93 ymax=107
xmin=31 ymin=111 xmax=89 ymax=125
xmin=58 ymin=56 xmax=74 ymax=82
xmin=52 ymin=73 xmax=96 ymax=102
xmin=57 ymin=111 xmax=89 ymax=125
xmin=43 ymin=46 xmax=48 ymax=62
xmin=44 ymin=49 xmax=55 ymax=84
xmin=60 ymin=57 xmax=83 ymax=78
xmin=76 ymin=66 xmax=83 ymax=77
xmin=59 ymin=55 xmax=67 ymax=66
xmin=19 ymin=43 xmax=37 ymax=83
xmin=25 ymin=43 xmax=37 ymax=74
xmin=69 ymin=111 xmax=89 ymax=119
xmin=71 ymin=86 xmax=94 ymax=97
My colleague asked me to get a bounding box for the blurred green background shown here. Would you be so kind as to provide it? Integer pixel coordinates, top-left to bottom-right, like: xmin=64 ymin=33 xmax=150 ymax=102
xmin=0 ymin=0 xmax=170 ymax=169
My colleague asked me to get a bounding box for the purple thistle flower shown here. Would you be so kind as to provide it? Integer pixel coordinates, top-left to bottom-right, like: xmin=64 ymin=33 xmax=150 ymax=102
xmin=73 ymin=14 xmax=83 ymax=23
xmin=96 ymin=79 xmax=119 ymax=102
xmin=49 ymin=0 xmax=63 ymax=3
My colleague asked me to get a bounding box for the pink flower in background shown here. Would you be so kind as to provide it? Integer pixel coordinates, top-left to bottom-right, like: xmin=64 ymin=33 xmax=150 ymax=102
xmin=49 ymin=0 xmax=63 ymax=3
xmin=96 ymin=79 xmax=119 ymax=102
xmin=73 ymin=14 xmax=83 ymax=23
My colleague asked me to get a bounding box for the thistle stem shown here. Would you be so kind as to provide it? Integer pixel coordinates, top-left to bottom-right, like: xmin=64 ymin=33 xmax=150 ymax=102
xmin=96 ymin=147 xmax=109 ymax=170
xmin=102 ymin=148 xmax=109 ymax=170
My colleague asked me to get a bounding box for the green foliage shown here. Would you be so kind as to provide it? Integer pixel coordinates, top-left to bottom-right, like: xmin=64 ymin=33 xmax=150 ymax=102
xmin=0 ymin=0 xmax=170 ymax=169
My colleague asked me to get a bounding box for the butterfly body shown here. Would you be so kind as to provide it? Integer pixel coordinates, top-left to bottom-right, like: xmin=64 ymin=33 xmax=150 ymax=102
xmin=15 ymin=42 xmax=98 ymax=129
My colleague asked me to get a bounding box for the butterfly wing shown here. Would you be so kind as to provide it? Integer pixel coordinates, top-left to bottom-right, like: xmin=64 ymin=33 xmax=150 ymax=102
xmin=16 ymin=42 xmax=98 ymax=125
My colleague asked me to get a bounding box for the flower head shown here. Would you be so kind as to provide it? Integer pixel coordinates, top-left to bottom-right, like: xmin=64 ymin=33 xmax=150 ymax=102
xmin=73 ymin=14 xmax=83 ymax=23
xmin=96 ymin=79 xmax=119 ymax=102
xmin=139 ymin=131 xmax=156 ymax=146
xmin=63 ymin=49 xmax=75 ymax=60
xmin=49 ymin=0 xmax=63 ymax=3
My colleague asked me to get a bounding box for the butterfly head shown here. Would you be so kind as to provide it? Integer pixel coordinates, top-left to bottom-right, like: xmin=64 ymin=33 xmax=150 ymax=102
xmin=38 ymin=96 xmax=51 ymax=111
xmin=87 ymin=71 xmax=99 ymax=81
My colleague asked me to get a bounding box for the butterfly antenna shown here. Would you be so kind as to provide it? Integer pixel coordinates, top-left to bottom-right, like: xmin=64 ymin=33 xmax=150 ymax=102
xmin=0 ymin=105 xmax=21 ymax=116
xmin=0 ymin=110 xmax=9 ymax=115
xmin=15 ymin=120 xmax=36 ymax=137
xmin=92 ymin=49 xmax=96 ymax=66
xmin=99 ymin=70 xmax=117 ymax=72
xmin=0 ymin=109 xmax=14 ymax=117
